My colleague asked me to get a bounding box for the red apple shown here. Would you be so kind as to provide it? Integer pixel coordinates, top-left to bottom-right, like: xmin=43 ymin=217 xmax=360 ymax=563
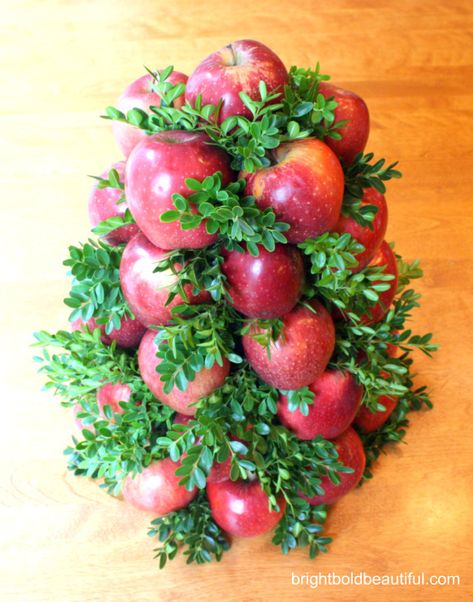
xmin=278 ymin=370 xmax=363 ymax=440
xmin=73 ymin=381 xmax=132 ymax=432
xmin=360 ymin=241 xmax=399 ymax=324
xmin=88 ymin=161 xmax=140 ymax=246
xmin=173 ymin=412 xmax=193 ymax=426
xmin=138 ymin=329 xmax=230 ymax=415
xmin=123 ymin=458 xmax=196 ymax=515
xmin=355 ymin=395 xmax=398 ymax=433
xmin=221 ymin=244 xmax=304 ymax=319
xmin=125 ymin=130 xmax=234 ymax=250
xmin=242 ymin=300 xmax=335 ymax=389
xmin=120 ymin=232 xmax=210 ymax=327
xmin=112 ymin=71 xmax=188 ymax=157
xmin=301 ymin=427 xmax=366 ymax=505
xmin=334 ymin=188 xmax=388 ymax=271
xmin=319 ymin=82 xmax=370 ymax=166
xmin=207 ymin=477 xmax=286 ymax=536
xmin=185 ymin=39 xmax=288 ymax=123
xmin=70 ymin=315 xmax=145 ymax=349
xmin=242 ymin=138 xmax=344 ymax=243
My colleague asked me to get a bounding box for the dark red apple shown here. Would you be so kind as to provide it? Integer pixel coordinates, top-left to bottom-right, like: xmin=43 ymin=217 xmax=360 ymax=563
xmin=88 ymin=161 xmax=140 ymax=246
xmin=242 ymin=300 xmax=335 ymax=389
xmin=355 ymin=395 xmax=398 ymax=433
xmin=120 ymin=232 xmax=210 ymax=327
xmin=319 ymin=82 xmax=370 ymax=166
xmin=301 ymin=427 xmax=366 ymax=505
xmin=123 ymin=458 xmax=196 ymax=515
xmin=221 ymin=244 xmax=304 ymax=319
xmin=125 ymin=130 xmax=234 ymax=250
xmin=138 ymin=329 xmax=229 ymax=415
xmin=360 ymin=240 xmax=399 ymax=324
xmin=242 ymin=138 xmax=344 ymax=243
xmin=334 ymin=188 xmax=388 ymax=271
xmin=71 ymin=315 xmax=145 ymax=349
xmin=112 ymin=71 xmax=188 ymax=157
xmin=278 ymin=370 xmax=363 ymax=440
xmin=207 ymin=477 xmax=286 ymax=536
xmin=185 ymin=39 xmax=287 ymax=123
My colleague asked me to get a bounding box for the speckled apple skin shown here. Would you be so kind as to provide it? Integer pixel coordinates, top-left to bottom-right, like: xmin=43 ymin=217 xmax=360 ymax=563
xmin=301 ymin=427 xmax=366 ymax=505
xmin=221 ymin=244 xmax=304 ymax=319
xmin=206 ymin=478 xmax=286 ymax=537
xmin=242 ymin=138 xmax=344 ymax=243
xmin=120 ymin=232 xmax=210 ymax=327
xmin=355 ymin=395 xmax=398 ymax=432
xmin=278 ymin=370 xmax=363 ymax=440
xmin=185 ymin=39 xmax=288 ymax=123
xmin=70 ymin=315 xmax=145 ymax=349
xmin=242 ymin=300 xmax=335 ymax=389
xmin=319 ymin=82 xmax=370 ymax=166
xmin=125 ymin=131 xmax=234 ymax=250
xmin=138 ymin=329 xmax=230 ymax=415
xmin=112 ymin=71 xmax=188 ymax=158
xmin=96 ymin=382 xmax=132 ymax=415
xmin=88 ymin=161 xmax=140 ymax=245
xmin=360 ymin=241 xmax=399 ymax=324
xmin=123 ymin=458 xmax=196 ymax=515
xmin=334 ymin=188 xmax=388 ymax=271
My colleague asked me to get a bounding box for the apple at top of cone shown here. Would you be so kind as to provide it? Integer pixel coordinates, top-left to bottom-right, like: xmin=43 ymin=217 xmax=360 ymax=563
xmin=301 ymin=427 xmax=366 ymax=506
xmin=123 ymin=458 xmax=196 ymax=515
xmin=125 ymin=130 xmax=234 ymax=250
xmin=88 ymin=161 xmax=140 ymax=246
xmin=242 ymin=299 xmax=335 ymax=390
xmin=207 ymin=476 xmax=286 ymax=537
xmin=112 ymin=71 xmax=188 ymax=158
xmin=319 ymin=82 xmax=370 ymax=166
xmin=138 ymin=329 xmax=230 ymax=416
xmin=221 ymin=243 xmax=304 ymax=319
xmin=242 ymin=138 xmax=344 ymax=244
xmin=71 ymin=315 xmax=145 ymax=349
xmin=278 ymin=369 xmax=363 ymax=440
xmin=334 ymin=187 xmax=388 ymax=272
xmin=120 ymin=232 xmax=210 ymax=327
xmin=185 ymin=39 xmax=288 ymax=123
xmin=360 ymin=240 xmax=399 ymax=324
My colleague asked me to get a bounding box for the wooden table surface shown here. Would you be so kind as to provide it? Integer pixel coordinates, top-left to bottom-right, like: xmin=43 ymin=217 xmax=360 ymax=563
xmin=1 ymin=1 xmax=472 ymax=600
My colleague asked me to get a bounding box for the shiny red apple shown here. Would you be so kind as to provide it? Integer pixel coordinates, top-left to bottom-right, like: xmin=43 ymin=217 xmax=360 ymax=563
xmin=71 ymin=315 xmax=145 ymax=349
xmin=138 ymin=329 xmax=229 ymax=415
xmin=221 ymin=244 xmax=304 ymax=319
xmin=123 ymin=458 xmax=196 ymax=515
xmin=185 ymin=39 xmax=287 ymax=123
xmin=301 ymin=427 xmax=366 ymax=505
xmin=319 ymin=82 xmax=370 ymax=166
xmin=278 ymin=370 xmax=363 ymax=440
xmin=360 ymin=240 xmax=399 ymax=324
xmin=120 ymin=232 xmax=210 ymax=327
xmin=334 ymin=187 xmax=388 ymax=271
xmin=112 ymin=71 xmax=188 ymax=157
xmin=242 ymin=300 xmax=335 ymax=389
xmin=207 ymin=477 xmax=286 ymax=536
xmin=355 ymin=395 xmax=398 ymax=433
xmin=125 ymin=130 xmax=234 ymax=250
xmin=73 ymin=381 xmax=132 ymax=431
xmin=88 ymin=161 xmax=140 ymax=245
xmin=242 ymin=138 xmax=344 ymax=243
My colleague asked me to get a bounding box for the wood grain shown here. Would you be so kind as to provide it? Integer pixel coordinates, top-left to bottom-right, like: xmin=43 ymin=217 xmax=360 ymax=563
xmin=1 ymin=1 xmax=472 ymax=600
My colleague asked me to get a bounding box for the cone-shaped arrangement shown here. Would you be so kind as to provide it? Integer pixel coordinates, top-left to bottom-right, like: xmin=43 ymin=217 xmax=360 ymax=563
xmin=34 ymin=40 xmax=437 ymax=567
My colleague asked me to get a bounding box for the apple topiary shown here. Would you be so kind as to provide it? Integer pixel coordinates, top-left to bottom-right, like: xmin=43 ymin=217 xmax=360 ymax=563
xmin=33 ymin=39 xmax=437 ymax=568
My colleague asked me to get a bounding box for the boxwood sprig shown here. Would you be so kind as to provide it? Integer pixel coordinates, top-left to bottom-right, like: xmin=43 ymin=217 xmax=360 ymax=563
xmin=148 ymin=492 xmax=229 ymax=567
xmin=63 ymin=238 xmax=133 ymax=334
xmin=160 ymin=172 xmax=290 ymax=255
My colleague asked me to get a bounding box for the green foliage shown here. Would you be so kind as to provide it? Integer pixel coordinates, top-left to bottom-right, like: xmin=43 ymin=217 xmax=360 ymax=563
xmin=279 ymin=386 xmax=315 ymax=417
xmin=273 ymin=502 xmax=332 ymax=558
xmin=63 ymin=239 xmax=132 ymax=334
xmin=148 ymin=492 xmax=229 ymax=567
xmin=160 ymin=173 xmax=289 ymax=254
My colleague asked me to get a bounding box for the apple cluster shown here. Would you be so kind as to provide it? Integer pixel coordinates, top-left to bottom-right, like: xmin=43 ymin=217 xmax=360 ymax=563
xmin=55 ymin=40 xmax=418 ymax=554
